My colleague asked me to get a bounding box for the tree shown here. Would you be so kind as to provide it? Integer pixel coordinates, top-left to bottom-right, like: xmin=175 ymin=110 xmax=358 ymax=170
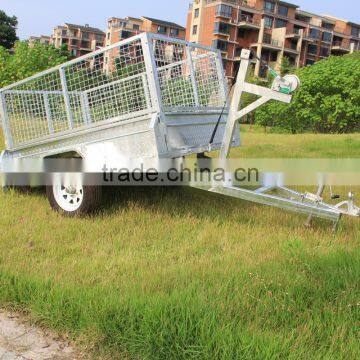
xmin=279 ymin=56 xmax=296 ymax=76
xmin=0 ymin=41 xmax=70 ymax=87
xmin=0 ymin=10 xmax=18 ymax=49
xmin=255 ymin=52 xmax=360 ymax=134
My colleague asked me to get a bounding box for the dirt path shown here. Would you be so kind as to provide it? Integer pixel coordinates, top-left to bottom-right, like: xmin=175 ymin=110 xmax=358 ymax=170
xmin=0 ymin=310 xmax=76 ymax=359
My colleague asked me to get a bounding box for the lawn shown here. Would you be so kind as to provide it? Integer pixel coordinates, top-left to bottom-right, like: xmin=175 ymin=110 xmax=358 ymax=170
xmin=0 ymin=127 xmax=359 ymax=359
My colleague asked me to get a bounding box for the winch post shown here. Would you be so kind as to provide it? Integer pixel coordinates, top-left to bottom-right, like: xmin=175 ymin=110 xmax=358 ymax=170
xmin=219 ymin=49 xmax=293 ymax=161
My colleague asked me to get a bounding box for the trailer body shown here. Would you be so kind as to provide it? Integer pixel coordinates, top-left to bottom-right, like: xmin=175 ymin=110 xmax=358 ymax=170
xmin=0 ymin=33 xmax=238 ymax=169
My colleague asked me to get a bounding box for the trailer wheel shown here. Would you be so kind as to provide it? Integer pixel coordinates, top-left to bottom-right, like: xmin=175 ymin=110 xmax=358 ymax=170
xmin=46 ymin=184 xmax=102 ymax=216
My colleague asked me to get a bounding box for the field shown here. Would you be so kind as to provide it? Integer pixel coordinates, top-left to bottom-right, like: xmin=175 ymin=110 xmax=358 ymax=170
xmin=0 ymin=127 xmax=359 ymax=359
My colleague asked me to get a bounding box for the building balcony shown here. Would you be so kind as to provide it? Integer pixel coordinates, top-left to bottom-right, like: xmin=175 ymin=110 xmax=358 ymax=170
xmin=215 ymin=10 xmax=232 ymax=19
xmin=238 ymin=1 xmax=256 ymax=12
xmin=303 ymin=35 xmax=319 ymax=42
xmin=252 ymin=38 xmax=283 ymax=51
xmin=262 ymin=36 xmax=283 ymax=49
xmin=236 ymin=15 xmax=261 ymax=30
xmin=61 ymin=35 xmax=81 ymax=41
xmin=286 ymin=28 xmax=302 ymax=38
xmin=213 ymin=27 xmax=231 ymax=36
xmin=263 ymin=7 xmax=275 ymax=15
xmin=331 ymin=41 xmax=351 ymax=52
xmin=284 ymin=45 xmax=299 ymax=55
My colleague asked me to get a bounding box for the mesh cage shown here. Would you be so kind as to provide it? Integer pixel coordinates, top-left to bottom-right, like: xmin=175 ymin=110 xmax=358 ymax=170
xmin=152 ymin=38 xmax=225 ymax=111
xmin=0 ymin=34 xmax=225 ymax=149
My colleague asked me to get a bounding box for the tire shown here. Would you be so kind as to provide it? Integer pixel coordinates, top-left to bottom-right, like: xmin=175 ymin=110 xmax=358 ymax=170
xmin=46 ymin=184 xmax=102 ymax=216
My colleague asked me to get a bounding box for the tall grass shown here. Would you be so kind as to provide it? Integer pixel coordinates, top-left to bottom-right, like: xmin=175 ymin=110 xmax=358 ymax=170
xmin=0 ymin=128 xmax=359 ymax=359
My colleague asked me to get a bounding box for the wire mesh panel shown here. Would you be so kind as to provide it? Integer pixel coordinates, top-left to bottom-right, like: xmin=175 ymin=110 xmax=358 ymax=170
xmin=152 ymin=37 xmax=226 ymax=111
xmin=63 ymin=38 xmax=150 ymax=127
xmin=2 ymin=71 xmax=66 ymax=146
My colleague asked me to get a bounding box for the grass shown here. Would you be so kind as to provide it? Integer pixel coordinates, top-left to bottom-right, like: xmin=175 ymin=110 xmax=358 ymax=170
xmin=0 ymin=126 xmax=359 ymax=359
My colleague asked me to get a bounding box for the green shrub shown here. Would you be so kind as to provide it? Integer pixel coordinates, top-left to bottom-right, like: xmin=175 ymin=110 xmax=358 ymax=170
xmin=255 ymin=52 xmax=360 ymax=133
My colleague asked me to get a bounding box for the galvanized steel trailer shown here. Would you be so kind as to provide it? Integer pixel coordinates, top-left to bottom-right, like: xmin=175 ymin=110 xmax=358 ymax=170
xmin=0 ymin=34 xmax=358 ymax=224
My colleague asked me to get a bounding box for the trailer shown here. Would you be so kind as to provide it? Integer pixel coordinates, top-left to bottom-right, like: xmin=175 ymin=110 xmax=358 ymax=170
xmin=0 ymin=33 xmax=358 ymax=225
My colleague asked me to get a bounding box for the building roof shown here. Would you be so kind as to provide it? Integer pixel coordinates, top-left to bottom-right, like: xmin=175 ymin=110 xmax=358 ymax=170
xmin=348 ymin=21 xmax=360 ymax=28
xmin=323 ymin=15 xmax=360 ymax=27
xmin=322 ymin=14 xmax=347 ymax=23
xmin=108 ymin=16 xmax=142 ymax=22
xmin=29 ymin=35 xmax=51 ymax=40
xmin=296 ymin=9 xmax=335 ymax=23
xmin=278 ymin=1 xmax=298 ymax=9
xmin=141 ymin=17 xmax=185 ymax=30
xmin=64 ymin=23 xmax=105 ymax=35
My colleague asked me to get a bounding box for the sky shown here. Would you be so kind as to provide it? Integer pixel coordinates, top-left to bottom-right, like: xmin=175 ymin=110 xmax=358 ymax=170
xmin=1 ymin=0 xmax=360 ymax=40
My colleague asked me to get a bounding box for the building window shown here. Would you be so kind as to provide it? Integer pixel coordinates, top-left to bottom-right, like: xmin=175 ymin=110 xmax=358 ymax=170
xmin=352 ymin=27 xmax=360 ymax=38
xmin=81 ymin=41 xmax=90 ymax=48
xmin=308 ymin=44 xmax=318 ymax=55
xmin=306 ymin=59 xmax=315 ymax=66
xmin=107 ymin=32 xmax=110 ymax=40
xmin=214 ymin=22 xmax=230 ymax=35
xmin=133 ymin=24 xmax=140 ymax=31
xmin=212 ymin=39 xmax=228 ymax=52
xmin=238 ymin=28 xmax=246 ymax=38
xmin=259 ymin=66 xmax=268 ymax=78
xmin=71 ymin=49 xmax=77 ymax=57
xmin=264 ymin=16 xmax=273 ymax=29
xmin=192 ymin=25 xmax=198 ymax=35
xmin=194 ymin=8 xmax=200 ymax=18
xmin=322 ymin=32 xmax=332 ymax=43
xmin=264 ymin=1 xmax=275 ymax=13
xmin=170 ymin=28 xmax=180 ymax=36
xmin=62 ymin=29 xmax=68 ymax=37
xmin=157 ymin=25 xmax=167 ymax=34
xmin=309 ymin=28 xmax=320 ymax=39
xmin=278 ymin=5 xmax=288 ymax=17
xmin=322 ymin=22 xmax=334 ymax=30
xmin=216 ymin=4 xmax=232 ymax=18
xmin=235 ymin=47 xmax=242 ymax=57
xmin=263 ymin=33 xmax=272 ymax=44
xmin=290 ymin=40 xmax=297 ymax=50
xmin=82 ymin=32 xmax=90 ymax=40
xmin=270 ymin=52 xmax=277 ymax=62
xmin=222 ymin=59 xmax=227 ymax=71
xmin=121 ymin=30 xmax=133 ymax=39
xmin=275 ymin=19 xmax=287 ymax=28
xmin=320 ymin=47 xmax=329 ymax=57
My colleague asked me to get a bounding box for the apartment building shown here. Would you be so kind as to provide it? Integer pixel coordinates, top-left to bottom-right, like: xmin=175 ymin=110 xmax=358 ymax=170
xmin=104 ymin=16 xmax=185 ymax=73
xmin=28 ymin=35 xmax=51 ymax=47
xmin=106 ymin=16 xmax=185 ymax=47
xmin=51 ymin=23 xmax=106 ymax=57
xmin=186 ymin=0 xmax=360 ymax=79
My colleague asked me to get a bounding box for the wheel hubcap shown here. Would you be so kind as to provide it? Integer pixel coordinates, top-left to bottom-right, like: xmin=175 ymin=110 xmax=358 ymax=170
xmin=53 ymin=184 xmax=84 ymax=212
